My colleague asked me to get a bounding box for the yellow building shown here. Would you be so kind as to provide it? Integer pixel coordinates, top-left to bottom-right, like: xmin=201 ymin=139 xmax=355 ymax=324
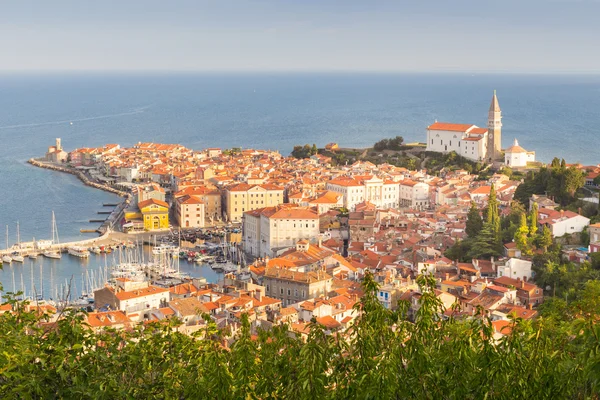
xmin=225 ymin=183 xmax=284 ymax=223
xmin=139 ymin=198 xmax=170 ymax=230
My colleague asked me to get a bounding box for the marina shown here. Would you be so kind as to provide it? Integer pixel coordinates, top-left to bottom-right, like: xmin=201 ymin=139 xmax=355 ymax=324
xmin=0 ymin=244 xmax=226 ymax=302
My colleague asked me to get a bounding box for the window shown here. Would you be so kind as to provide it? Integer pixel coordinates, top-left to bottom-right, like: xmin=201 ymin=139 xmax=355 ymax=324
xmin=287 ymin=289 xmax=291 ymax=296
xmin=294 ymin=289 xmax=298 ymax=297
xmin=280 ymin=288 xmax=284 ymax=295
xmin=266 ymin=285 xmax=270 ymax=292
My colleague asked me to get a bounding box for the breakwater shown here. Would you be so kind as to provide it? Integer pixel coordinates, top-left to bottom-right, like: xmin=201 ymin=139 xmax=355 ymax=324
xmin=26 ymin=158 xmax=132 ymax=236
xmin=27 ymin=158 xmax=129 ymax=197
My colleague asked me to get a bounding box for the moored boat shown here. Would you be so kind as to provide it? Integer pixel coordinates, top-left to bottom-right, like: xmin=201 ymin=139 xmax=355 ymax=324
xmin=68 ymin=246 xmax=90 ymax=258
xmin=43 ymin=250 xmax=62 ymax=259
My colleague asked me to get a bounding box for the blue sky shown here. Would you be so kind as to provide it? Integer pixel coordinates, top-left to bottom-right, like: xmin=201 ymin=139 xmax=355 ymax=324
xmin=1 ymin=0 xmax=599 ymax=72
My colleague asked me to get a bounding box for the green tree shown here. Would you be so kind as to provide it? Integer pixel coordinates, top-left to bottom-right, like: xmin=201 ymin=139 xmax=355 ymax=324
xmin=564 ymin=166 xmax=585 ymax=197
xmin=529 ymin=202 xmax=538 ymax=237
xmin=536 ymin=225 xmax=553 ymax=251
xmin=469 ymin=222 xmax=501 ymax=260
xmin=486 ymin=183 xmax=500 ymax=236
xmin=311 ymin=144 xmax=318 ymax=155
xmin=466 ymin=202 xmax=483 ymax=239
xmin=514 ymin=213 xmax=531 ymax=256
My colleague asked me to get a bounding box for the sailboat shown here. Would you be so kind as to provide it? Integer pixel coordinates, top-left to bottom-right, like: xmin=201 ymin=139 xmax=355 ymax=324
xmin=11 ymin=222 xmax=25 ymax=263
xmin=2 ymin=226 xmax=12 ymax=264
xmin=29 ymin=237 xmax=38 ymax=259
xmin=43 ymin=211 xmax=62 ymax=259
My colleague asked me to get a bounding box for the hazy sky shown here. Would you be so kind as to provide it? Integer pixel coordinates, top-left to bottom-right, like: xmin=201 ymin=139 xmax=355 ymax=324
xmin=1 ymin=0 xmax=599 ymax=72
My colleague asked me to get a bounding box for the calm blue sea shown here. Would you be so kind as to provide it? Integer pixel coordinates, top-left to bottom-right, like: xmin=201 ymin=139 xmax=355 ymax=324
xmin=0 ymin=72 xmax=599 ymax=297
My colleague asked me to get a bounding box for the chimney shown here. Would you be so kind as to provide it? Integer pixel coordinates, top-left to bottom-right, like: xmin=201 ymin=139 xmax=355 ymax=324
xmin=445 ymin=273 xmax=450 ymax=281
xmin=318 ymin=235 xmax=322 ymax=248
xmin=527 ymin=303 xmax=533 ymax=310
xmin=521 ymin=280 xmax=525 ymax=289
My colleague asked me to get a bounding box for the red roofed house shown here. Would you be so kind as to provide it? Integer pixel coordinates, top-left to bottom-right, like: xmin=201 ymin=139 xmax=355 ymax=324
xmin=538 ymin=208 xmax=590 ymax=237
xmin=94 ymin=279 xmax=170 ymax=314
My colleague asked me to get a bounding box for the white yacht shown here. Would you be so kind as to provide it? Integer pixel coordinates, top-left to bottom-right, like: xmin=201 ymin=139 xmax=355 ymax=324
xmin=68 ymin=246 xmax=90 ymax=258
xmin=43 ymin=250 xmax=62 ymax=259
xmin=11 ymin=253 xmax=24 ymax=263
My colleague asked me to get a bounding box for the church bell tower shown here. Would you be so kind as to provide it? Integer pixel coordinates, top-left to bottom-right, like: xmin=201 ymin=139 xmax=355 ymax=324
xmin=487 ymin=90 xmax=502 ymax=161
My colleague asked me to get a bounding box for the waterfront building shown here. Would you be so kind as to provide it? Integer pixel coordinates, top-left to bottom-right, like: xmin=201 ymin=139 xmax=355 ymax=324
xmin=139 ymin=198 xmax=170 ymax=230
xmin=426 ymin=91 xmax=503 ymax=162
xmin=174 ymin=194 xmax=206 ymax=228
xmin=225 ymin=183 xmax=285 ymax=223
xmin=243 ymin=205 xmax=320 ymax=257
xmin=45 ymin=138 xmax=68 ymax=163
xmin=504 ymin=138 xmax=536 ymax=168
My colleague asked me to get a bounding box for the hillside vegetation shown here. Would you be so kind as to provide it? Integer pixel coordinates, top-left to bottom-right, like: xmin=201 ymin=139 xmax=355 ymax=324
xmin=1 ymin=274 xmax=600 ymax=399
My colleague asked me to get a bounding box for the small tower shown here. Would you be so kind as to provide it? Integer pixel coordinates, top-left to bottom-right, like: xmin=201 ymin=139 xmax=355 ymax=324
xmin=55 ymin=138 xmax=62 ymax=152
xmin=487 ymin=90 xmax=502 ymax=161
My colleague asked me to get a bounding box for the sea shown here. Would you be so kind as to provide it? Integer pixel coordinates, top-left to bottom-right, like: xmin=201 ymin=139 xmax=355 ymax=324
xmin=0 ymin=72 xmax=599 ymax=299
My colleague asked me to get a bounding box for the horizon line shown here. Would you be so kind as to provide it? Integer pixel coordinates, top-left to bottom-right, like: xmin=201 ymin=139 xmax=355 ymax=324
xmin=0 ymin=69 xmax=599 ymax=76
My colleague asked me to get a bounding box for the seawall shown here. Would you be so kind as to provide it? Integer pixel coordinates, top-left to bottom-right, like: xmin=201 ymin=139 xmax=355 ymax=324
xmin=27 ymin=158 xmax=129 ymax=197
xmin=26 ymin=158 xmax=133 ymax=237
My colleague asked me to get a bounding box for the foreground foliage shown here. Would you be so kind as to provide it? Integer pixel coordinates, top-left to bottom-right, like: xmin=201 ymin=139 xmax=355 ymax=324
xmin=1 ymin=274 xmax=600 ymax=399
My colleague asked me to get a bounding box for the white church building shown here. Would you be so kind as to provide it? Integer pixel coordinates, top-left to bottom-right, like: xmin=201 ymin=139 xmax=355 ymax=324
xmin=504 ymin=138 xmax=535 ymax=168
xmin=426 ymin=91 xmax=503 ymax=162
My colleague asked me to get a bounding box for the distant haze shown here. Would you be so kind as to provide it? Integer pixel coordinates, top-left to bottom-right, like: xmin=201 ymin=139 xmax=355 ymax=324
xmin=1 ymin=0 xmax=599 ymax=73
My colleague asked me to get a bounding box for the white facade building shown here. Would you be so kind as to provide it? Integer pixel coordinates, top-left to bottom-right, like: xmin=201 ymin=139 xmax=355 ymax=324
xmin=504 ymin=138 xmax=535 ymax=168
xmin=243 ymin=206 xmax=320 ymax=257
xmin=538 ymin=208 xmax=590 ymax=237
xmin=497 ymin=258 xmax=533 ymax=281
xmin=399 ymin=180 xmax=430 ymax=209
xmin=426 ymin=123 xmax=489 ymax=161
xmin=326 ymin=176 xmax=399 ymax=211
